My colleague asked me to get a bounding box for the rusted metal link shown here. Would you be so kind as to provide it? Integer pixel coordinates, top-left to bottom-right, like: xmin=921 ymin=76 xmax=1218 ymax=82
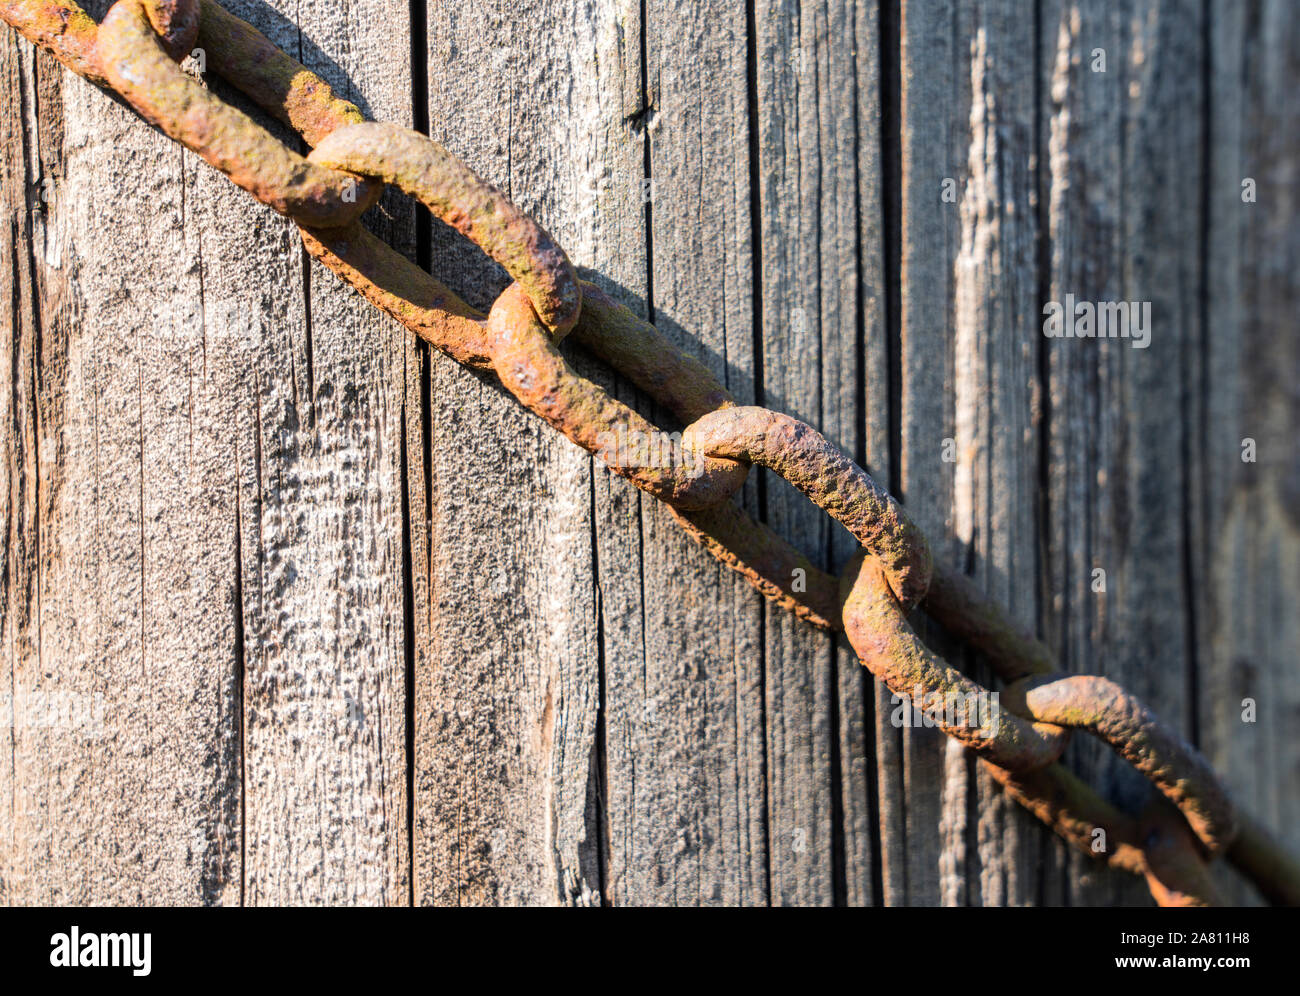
xmin=1003 ymin=674 xmax=1237 ymax=855
xmin=487 ymin=283 xmax=748 ymax=510
xmin=686 ymin=407 xmax=933 ymax=611
xmin=1227 ymin=814 xmax=1300 ymax=907
xmin=195 ymin=0 xmax=364 ymax=146
xmin=841 ymin=555 xmax=1068 ymax=770
xmin=2 ymin=0 xmax=116 ymax=86
xmin=567 ymin=286 xmax=847 ymax=628
xmin=979 ymin=761 xmax=1148 ymax=876
xmin=570 ymin=283 xmax=736 ymax=424
xmin=853 ymin=567 xmax=1222 ymax=901
xmin=914 ymin=556 xmax=1237 ymax=861
xmin=981 ymin=760 xmax=1217 ymax=905
xmin=98 ymin=0 xmax=378 ymax=227
xmin=918 ymin=560 xmax=1241 ymax=880
xmin=310 ymin=123 xmax=581 ymax=335
xmin=1138 ymin=798 xmax=1222 ymax=907
xmin=5 ymin=0 xmax=196 ymax=90
xmin=142 ymin=0 xmax=196 ymax=62
xmin=670 ymin=502 xmax=843 ymax=631
xmin=300 ymin=221 xmax=493 ymax=368
xmin=923 ymin=563 xmax=1057 ymax=680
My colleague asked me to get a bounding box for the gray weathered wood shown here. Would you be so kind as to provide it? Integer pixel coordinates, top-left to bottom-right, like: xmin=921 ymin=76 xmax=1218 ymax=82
xmin=414 ymin=0 xmax=603 ymax=905
xmin=1 ymin=20 xmax=242 ymax=904
xmin=899 ymin=0 xmax=1060 ymax=906
xmin=1040 ymin=0 xmax=1203 ymax=907
xmin=599 ymin=0 xmax=768 ymax=906
xmin=1200 ymin=0 xmax=1300 ymax=906
xmin=226 ymin=0 xmax=413 ymax=906
xmin=753 ymin=0 xmax=884 ymax=906
xmin=2 ymin=0 xmax=1296 ymax=906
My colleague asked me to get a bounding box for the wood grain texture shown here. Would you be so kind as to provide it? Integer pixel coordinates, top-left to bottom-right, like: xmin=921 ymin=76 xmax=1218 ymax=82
xmin=415 ymin=0 xmax=603 ymax=906
xmin=2 ymin=17 xmax=241 ymax=904
xmin=224 ymin=0 xmax=413 ymax=906
xmin=1200 ymin=0 xmax=1300 ymax=907
xmin=899 ymin=0 xmax=1060 ymax=906
xmin=2 ymin=0 xmax=417 ymax=904
xmin=753 ymin=0 xmax=883 ymax=906
xmin=1040 ymin=0 xmax=1203 ymax=907
xmin=598 ymin=0 xmax=769 ymax=906
xmin=896 ymin=0 xmax=958 ymax=905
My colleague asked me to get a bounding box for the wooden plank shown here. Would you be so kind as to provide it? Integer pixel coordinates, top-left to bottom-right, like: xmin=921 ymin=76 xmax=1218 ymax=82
xmin=846 ymin=0 xmax=890 ymax=909
xmin=1040 ymin=0 xmax=1203 ymax=905
xmin=1 ymin=23 xmax=241 ymax=902
xmin=1 ymin=25 xmax=47 ymax=906
xmin=752 ymin=0 xmax=883 ymax=906
xmin=900 ymin=0 xmax=1056 ymax=905
xmin=897 ymin=0 xmax=958 ymax=906
xmin=596 ymin=0 xmax=768 ymax=907
xmin=954 ymin=0 xmax=1056 ymax=908
xmin=2 ymin=0 xmax=422 ymax=905
xmin=203 ymin=0 xmax=413 ymax=906
xmin=414 ymin=0 xmax=605 ymax=905
xmin=1200 ymin=0 xmax=1300 ymax=906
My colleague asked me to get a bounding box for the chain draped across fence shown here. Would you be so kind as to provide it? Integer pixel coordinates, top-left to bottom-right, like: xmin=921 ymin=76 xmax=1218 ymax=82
xmin=5 ymin=0 xmax=1298 ymax=907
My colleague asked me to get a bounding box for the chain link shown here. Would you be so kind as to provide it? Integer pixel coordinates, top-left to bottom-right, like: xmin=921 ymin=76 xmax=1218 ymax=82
xmin=5 ymin=0 xmax=1299 ymax=907
xmin=310 ymin=122 xmax=583 ymax=334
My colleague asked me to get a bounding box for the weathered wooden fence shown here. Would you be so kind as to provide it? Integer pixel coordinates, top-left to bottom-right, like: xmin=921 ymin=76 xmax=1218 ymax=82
xmin=1 ymin=0 xmax=1295 ymax=905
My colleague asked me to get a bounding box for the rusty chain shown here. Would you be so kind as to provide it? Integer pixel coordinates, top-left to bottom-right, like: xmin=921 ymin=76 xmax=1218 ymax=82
xmin=5 ymin=0 xmax=1298 ymax=907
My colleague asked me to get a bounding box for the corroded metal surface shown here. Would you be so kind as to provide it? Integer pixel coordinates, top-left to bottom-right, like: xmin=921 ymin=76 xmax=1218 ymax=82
xmin=841 ymin=555 xmax=1068 ymax=769
xmin=669 ymin=502 xmax=842 ymax=632
xmin=923 ymin=563 xmax=1058 ymax=679
xmin=311 ymin=122 xmax=581 ymax=334
xmin=980 ymin=761 xmax=1148 ymax=876
xmin=97 ymin=0 xmax=376 ymax=227
xmin=1138 ymin=799 xmax=1222 ymax=907
xmin=1004 ymin=674 xmax=1237 ymax=854
xmin=196 ymin=0 xmax=363 ymax=147
xmin=570 ymin=283 xmax=735 ymax=424
xmin=487 ymin=283 xmax=748 ymax=510
xmin=5 ymin=0 xmax=1297 ymax=907
xmin=687 ymin=407 xmax=932 ymax=610
xmin=142 ymin=0 xmax=195 ymax=62
xmin=2 ymin=0 xmax=112 ymax=84
xmin=299 ymin=221 xmax=494 ymax=369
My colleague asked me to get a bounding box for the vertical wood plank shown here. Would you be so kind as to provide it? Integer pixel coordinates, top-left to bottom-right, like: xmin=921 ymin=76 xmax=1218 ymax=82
xmin=598 ymin=0 xmax=768 ymax=906
xmin=897 ymin=0 xmax=959 ymax=905
xmin=0 ymin=23 xmax=47 ymax=906
xmin=899 ymin=0 xmax=1053 ymax=906
xmin=1040 ymin=0 xmax=1204 ymax=906
xmin=1 ymin=20 xmax=241 ymax=902
xmin=415 ymin=0 xmax=604 ymax=905
xmin=1200 ymin=0 xmax=1300 ymax=906
xmin=752 ymin=0 xmax=883 ymax=906
xmin=952 ymin=2 xmax=1056 ymax=908
xmin=211 ymin=0 xmax=412 ymax=906
xmin=847 ymin=0 xmax=890 ymax=909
